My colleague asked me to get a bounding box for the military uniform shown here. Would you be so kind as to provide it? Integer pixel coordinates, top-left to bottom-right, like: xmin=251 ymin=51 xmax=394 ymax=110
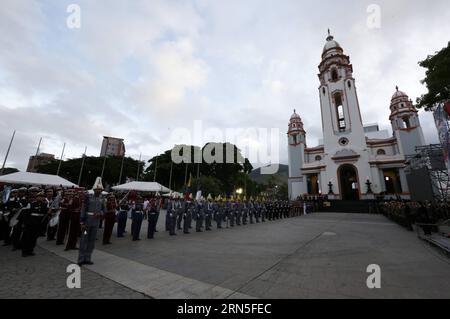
xmin=235 ymin=202 xmax=242 ymax=226
xmin=167 ymin=198 xmax=177 ymax=236
xmin=46 ymin=189 xmax=60 ymax=241
xmin=2 ymin=190 xmax=20 ymax=246
xmin=205 ymin=198 xmax=213 ymax=231
xmin=21 ymin=192 xmax=47 ymax=257
xmin=65 ymin=190 xmax=82 ymax=251
xmin=103 ymin=195 xmax=117 ymax=244
xmin=183 ymin=201 xmax=193 ymax=234
xmin=10 ymin=188 xmax=30 ymax=250
xmin=215 ymin=200 xmax=223 ymax=229
xmin=117 ymin=200 xmax=129 ymax=238
xmin=130 ymin=200 xmax=144 ymax=240
xmin=195 ymin=201 xmax=204 ymax=232
xmin=242 ymin=202 xmax=248 ymax=225
xmin=147 ymin=198 xmax=158 ymax=239
xmin=56 ymin=190 xmax=71 ymax=245
xmin=154 ymin=195 xmax=162 ymax=232
xmin=78 ymin=178 xmax=105 ymax=266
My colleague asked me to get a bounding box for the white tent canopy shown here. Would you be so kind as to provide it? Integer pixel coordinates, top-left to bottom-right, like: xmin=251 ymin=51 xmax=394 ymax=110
xmin=0 ymin=172 xmax=78 ymax=188
xmin=112 ymin=181 xmax=171 ymax=193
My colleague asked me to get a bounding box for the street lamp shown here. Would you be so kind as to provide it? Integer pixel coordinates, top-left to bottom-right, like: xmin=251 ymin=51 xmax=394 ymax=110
xmin=328 ymin=180 xmax=334 ymax=195
xmin=366 ymin=179 xmax=373 ymax=194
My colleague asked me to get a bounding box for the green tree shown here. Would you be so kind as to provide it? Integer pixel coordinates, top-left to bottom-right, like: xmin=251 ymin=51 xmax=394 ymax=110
xmin=143 ymin=142 xmax=253 ymax=195
xmin=416 ymin=42 xmax=450 ymax=110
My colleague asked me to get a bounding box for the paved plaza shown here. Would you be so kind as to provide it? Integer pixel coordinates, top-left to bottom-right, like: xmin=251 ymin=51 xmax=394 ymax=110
xmin=2 ymin=212 xmax=450 ymax=299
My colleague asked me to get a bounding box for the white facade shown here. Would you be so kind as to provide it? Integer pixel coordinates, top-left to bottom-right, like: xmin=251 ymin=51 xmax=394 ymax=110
xmin=287 ymin=33 xmax=426 ymax=200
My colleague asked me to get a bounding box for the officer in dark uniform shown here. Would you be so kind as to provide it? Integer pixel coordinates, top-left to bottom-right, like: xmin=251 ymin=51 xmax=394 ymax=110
xmin=248 ymin=198 xmax=255 ymax=224
xmin=254 ymin=199 xmax=260 ymax=223
xmin=78 ymin=178 xmax=105 ymax=266
xmin=65 ymin=188 xmax=82 ymax=251
xmin=224 ymin=198 xmax=230 ymax=228
xmin=130 ymin=196 xmax=144 ymax=240
xmin=215 ymin=196 xmax=223 ymax=229
xmin=167 ymin=195 xmax=177 ymax=236
xmin=21 ymin=191 xmax=47 ymax=257
xmin=2 ymin=189 xmax=20 ymax=246
xmin=205 ymin=195 xmax=213 ymax=231
xmin=146 ymin=197 xmax=158 ymax=239
xmin=235 ymin=199 xmax=242 ymax=226
xmin=10 ymin=187 xmax=31 ymax=250
xmin=183 ymin=200 xmax=193 ymax=234
xmin=46 ymin=187 xmax=60 ymax=241
xmin=176 ymin=196 xmax=184 ymax=230
xmin=228 ymin=198 xmax=235 ymax=227
xmin=117 ymin=194 xmax=130 ymax=238
xmin=242 ymin=199 xmax=248 ymax=225
xmin=195 ymin=198 xmax=204 ymax=232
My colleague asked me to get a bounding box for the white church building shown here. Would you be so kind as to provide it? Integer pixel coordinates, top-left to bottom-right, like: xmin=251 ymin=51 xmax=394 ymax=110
xmin=288 ymin=32 xmax=426 ymax=200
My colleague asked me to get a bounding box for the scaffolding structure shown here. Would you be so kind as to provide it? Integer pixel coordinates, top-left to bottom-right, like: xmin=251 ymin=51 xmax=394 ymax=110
xmin=405 ymin=102 xmax=450 ymax=201
xmin=405 ymin=144 xmax=450 ymax=200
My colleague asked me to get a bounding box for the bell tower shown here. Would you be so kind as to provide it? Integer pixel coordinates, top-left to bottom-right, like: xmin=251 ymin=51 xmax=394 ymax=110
xmin=287 ymin=110 xmax=306 ymax=199
xmin=389 ymin=87 xmax=426 ymax=155
xmin=318 ymin=31 xmax=366 ymax=153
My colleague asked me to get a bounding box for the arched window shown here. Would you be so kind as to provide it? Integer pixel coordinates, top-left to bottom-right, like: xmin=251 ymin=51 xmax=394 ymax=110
xmin=315 ymin=155 xmax=322 ymax=161
xmin=347 ymin=80 xmax=352 ymax=89
xmin=331 ymin=68 xmax=338 ymax=81
xmin=377 ymin=149 xmax=386 ymax=156
xmin=334 ymin=93 xmax=346 ymax=131
xmin=402 ymin=116 xmax=411 ymax=129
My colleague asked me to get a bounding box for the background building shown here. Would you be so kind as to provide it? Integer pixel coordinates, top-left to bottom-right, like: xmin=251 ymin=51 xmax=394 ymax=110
xmin=100 ymin=136 xmax=125 ymax=157
xmin=27 ymin=153 xmax=55 ymax=172
xmin=287 ymin=32 xmax=426 ymax=200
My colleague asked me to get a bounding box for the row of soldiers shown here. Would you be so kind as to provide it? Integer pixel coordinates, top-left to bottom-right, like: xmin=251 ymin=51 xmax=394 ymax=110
xmin=164 ymin=195 xmax=294 ymax=236
xmin=0 ymin=186 xmax=85 ymax=257
xmin=0 ymin=178 xmax=302 ymax=264
xmin=120 ymin=194 xmax=296 ymax=241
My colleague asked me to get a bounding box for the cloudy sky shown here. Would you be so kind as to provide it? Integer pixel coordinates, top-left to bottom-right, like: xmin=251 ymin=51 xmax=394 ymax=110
xmin=1 ymin=0 xmax=449 ymax=171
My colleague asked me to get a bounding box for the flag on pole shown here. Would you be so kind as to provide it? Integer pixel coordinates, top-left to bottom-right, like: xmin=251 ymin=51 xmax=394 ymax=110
xmin=184 ymin=173 xmax=193 ymax=200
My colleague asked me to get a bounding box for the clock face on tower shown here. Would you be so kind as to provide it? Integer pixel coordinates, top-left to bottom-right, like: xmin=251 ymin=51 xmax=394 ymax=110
xmin=338 ymin=137 xmax=349 ymax=146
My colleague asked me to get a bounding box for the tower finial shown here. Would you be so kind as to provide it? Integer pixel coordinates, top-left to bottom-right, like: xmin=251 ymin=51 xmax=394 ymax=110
xmin=326 ymin=28 xmax=333 ymax=41
xmin=294 ymin=108 xmax=296 ymax=113
xmin=396 ymin=85 xmax=399 ymax=91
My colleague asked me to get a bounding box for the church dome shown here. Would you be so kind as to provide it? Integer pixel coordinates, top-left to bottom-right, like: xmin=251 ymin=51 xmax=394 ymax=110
xmin=323 ymin=31 xmax=341 ymax=53
xmin=391 ymin=86 xmax=408 ymax=100
xmin=389 ymin=86 xmax=417 ymax=119
xmin=323 ymin=38 xmax=341 ymax=52
xmin=290 ymin=110 xmax=301 ymax=121
xmin=288 ymin=109 xmax=305 ymax=134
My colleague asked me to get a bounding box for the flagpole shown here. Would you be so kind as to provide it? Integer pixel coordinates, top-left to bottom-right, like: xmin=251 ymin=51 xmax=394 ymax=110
xmin=118 ymin=153 xmax=125 ymax=185
xmin=136 ymin=153 xmax=141 ymax=181
xmin=35 ymin=137 xmax=42 ymax=157
xmin=0 ymin=130 xmax=16 ymax=176
xmin=153 ymin=154 xmax=158 ymax=182
xmin=56 ymin=142 xmax=66 ymax=176
xmin=78 ymin=146 xmax=87 ymax=186
xmin=100 ymin=155 xmax=107 ymax=179
xmin=196 ymin=163 xmax=200 ymax=191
